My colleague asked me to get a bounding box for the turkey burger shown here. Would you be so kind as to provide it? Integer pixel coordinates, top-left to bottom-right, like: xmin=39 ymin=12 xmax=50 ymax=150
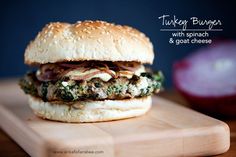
xmin=19 ymin=20 xmax=163 ymax=122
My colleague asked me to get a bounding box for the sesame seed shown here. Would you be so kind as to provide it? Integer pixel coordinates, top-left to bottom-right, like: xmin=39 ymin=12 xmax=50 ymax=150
xmin=97 ymin=39 xmax=102 ymax=44
xmin=55 ymin=24 xmax=60 ymax=28
xmin=140 ymin=33 xmax=145 ymax=37
xmin=75 ymin=24 xmax=81 ymax=28
xmin=48 ymin=31 xmax=52 ymax=35
xmin=97 ymin=27 xmax=103 ymax=30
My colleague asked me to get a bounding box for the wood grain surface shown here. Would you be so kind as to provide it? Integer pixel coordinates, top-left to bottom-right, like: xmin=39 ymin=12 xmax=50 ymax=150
xmin=0 ymin=79 xmax=233 ymax=157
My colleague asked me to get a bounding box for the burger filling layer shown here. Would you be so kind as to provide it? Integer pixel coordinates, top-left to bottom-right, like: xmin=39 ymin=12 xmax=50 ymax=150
xmin=19 ymin=62 xmax=163 ymax=102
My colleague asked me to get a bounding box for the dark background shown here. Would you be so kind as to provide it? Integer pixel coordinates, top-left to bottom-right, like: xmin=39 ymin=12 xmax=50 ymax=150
xmin=1 ymin=0 xmax=235 ymax=88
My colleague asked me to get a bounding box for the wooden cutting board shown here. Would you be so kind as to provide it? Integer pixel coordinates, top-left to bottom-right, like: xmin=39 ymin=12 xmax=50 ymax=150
xmin=0 ymin=80 xmax=230 ymax=157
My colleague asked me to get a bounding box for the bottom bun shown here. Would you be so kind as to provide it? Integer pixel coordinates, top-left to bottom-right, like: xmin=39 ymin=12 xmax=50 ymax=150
xmin=28 ymin=96 xmax=152 ymax=122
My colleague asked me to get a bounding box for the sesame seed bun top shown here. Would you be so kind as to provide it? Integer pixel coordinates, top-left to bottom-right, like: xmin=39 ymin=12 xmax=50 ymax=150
xmin=24 ymin=20 xmax=154 ymax=65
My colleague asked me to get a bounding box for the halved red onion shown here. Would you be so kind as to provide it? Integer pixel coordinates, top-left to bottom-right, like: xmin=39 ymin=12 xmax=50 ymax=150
xmin=173 ymin=41 xmax=236 ymax=117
